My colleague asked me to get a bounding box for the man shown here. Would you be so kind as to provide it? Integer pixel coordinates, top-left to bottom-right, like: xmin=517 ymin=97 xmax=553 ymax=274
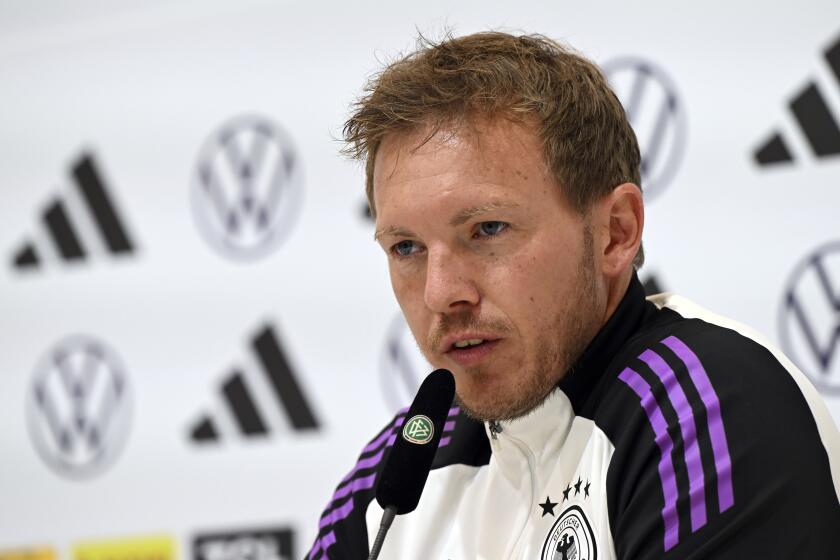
xmin=308 ymin=32 xmax=840 ymax=558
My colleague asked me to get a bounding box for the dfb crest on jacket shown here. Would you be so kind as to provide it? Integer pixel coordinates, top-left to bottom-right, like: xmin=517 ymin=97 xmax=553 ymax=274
xmin=541 ymin=505 xmax=598 ymax=560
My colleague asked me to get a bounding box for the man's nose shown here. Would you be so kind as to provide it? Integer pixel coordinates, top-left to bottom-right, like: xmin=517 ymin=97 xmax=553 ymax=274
xmin=423 ymin=246 xmax=480 ymax=313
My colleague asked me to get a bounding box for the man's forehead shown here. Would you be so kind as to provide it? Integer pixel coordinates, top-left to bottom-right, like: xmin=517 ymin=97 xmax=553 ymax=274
xmin=374 ymin=118 xmax=543 ymax=186
xmin=375 ymin=123 xmax=474 ymax=175
xmin=380 ymin=116 xmax=537 ymax=152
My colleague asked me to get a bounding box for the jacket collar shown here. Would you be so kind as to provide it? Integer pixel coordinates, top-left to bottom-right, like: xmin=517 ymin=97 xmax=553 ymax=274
xmin=558 ymin=271 xmax=648 ymax=414
xmin=483 ymin=272 xmax=648 ymax=464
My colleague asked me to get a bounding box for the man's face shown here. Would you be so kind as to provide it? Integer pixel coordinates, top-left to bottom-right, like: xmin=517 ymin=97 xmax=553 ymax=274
xmin=373 ymin=119 xmax=604 ymax=421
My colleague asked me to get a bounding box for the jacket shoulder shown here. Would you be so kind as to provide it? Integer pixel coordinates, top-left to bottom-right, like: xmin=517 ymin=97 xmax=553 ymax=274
xmin=595 ymin=296 xmax=840 ymax=558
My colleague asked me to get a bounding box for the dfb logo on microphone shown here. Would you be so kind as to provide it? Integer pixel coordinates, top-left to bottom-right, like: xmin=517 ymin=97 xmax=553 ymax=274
xmin=402 ymin=415 xmax=434 ymax=445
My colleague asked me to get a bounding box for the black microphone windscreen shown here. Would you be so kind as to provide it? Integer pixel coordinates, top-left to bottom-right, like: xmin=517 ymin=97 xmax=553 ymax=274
xmin=375 ymin=368 xmax=456 ymax=515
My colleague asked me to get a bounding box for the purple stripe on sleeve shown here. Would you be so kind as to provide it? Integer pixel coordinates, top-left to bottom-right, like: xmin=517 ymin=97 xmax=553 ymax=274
xmin=619 ymin=366 xmax=681 ymax=552
xmin=662 ymin=335 xmax=734 ymax=513
xmin=340 ymin=447 xmax=385 ymax=483
xmin=362 ymin=416 xmax=405 ymax=454
xmin=306 ymin=533 xmax=323 ymax=560
xmin=309 ymin=530 xmax=336 ymax=560
xmin=444 ymin=420 xmax=456 ymax=432
xmin=361 ymin=428 xmax=392 ymax=455
xmin=319 ymin=497 xmax=355 ymax=529
xmin=439 ymin=436 xmax=451 ymax=447
xmin=640 ymin=348 xmax=708 ymax=532
xmin=307 ymin=530 xmax=336 ymax=560
xmin=326 ymin=472 xmax=376 ymax=509
xmin=320 ymin=531 xmax=337 ymax=557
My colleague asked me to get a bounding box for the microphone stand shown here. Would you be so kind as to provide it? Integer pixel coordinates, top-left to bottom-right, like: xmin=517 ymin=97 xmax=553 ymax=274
xmin=367 ymin=506 xmax=397 ymax=560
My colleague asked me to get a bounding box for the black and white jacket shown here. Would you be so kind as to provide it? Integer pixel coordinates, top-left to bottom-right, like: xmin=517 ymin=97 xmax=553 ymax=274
xmin=309 ymin=275 xmax=840 ymax=558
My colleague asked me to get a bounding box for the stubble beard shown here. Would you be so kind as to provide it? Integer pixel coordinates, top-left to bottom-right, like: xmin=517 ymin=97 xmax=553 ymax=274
xmin=455 ymin=227 xmax=600 ymax=422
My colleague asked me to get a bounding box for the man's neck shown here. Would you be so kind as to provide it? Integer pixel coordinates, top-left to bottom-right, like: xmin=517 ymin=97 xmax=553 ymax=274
xmin=601 ymin=269 xmax=634 ymax=328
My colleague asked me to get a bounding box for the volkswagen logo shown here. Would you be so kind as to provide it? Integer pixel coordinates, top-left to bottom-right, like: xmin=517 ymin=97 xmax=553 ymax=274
xmin=603 ymin=57 xmax=687 ymax=201
xmin=379 ymin=312 xmax=433 ymax=412
xmin=26 ymin=335 xmax=133 ymax=478
xmin=779 ymin=241 xmax=840 ymax=395
xmin=191 ymin=115 xmax=304 ymax=261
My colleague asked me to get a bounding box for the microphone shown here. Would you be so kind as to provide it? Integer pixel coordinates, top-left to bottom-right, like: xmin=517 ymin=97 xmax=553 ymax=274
xmin=367 ymin=368 xmax=456 ymax=560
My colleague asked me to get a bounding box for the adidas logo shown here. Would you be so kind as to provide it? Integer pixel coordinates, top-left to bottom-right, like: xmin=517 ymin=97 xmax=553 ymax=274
xmin=641 ymin=273 xmax=666 ymax=296
xmin=755 ymin=31 xmax=840 ymax=166
xmin=189 ymin=324 xmax=321 ymax=443
xmin=11 ymin=153 xmax=136 ymax=271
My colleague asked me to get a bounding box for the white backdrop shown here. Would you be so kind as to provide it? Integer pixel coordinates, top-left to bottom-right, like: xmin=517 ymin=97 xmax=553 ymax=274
xmin=2 ymin=1 xmax=840 ymax=558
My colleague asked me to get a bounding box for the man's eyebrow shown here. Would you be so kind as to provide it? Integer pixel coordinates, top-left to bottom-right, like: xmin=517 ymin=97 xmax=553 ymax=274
xmin=450 ymin=202 xmax=520 ymax=226
xmin=374 ymin=225 xmax=416 ymax=242
xmin=373 ymin=202 xmax=520 ymax=240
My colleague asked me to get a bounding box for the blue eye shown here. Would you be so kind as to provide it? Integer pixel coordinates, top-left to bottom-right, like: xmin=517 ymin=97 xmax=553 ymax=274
xmin=392 ymin=240 xmax=418 ymax=257
xmin=477 ymin=221 xmax=508 ymax=237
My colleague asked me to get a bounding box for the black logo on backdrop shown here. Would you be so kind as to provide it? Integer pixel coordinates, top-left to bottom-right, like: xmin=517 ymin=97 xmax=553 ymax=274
xmin=191 ymin=116 xmax=303 ymax=261
xmin=194 ymin=527 xmax=294 ymax=560
xmin=360 ymin=200 xmax=373 ymax=222
xmin=603 ymin=57 xmax=687 ymax=201
xmin=189 ymin=324 xmax=320 ymax=443
xmin=642 ymin=273 xmax=667 ymax=297
xmin=379 ymin=312 xmax=433 ymax=411
xmin=11 ymin=153 xmax=136 ymax=271
xmin=755 ymin=32 xmax=840 ymax=166
xmin=780 ymin=241 xmax=840 ymax=394
xmin=26 ymin=335 xmax=132 ymax=478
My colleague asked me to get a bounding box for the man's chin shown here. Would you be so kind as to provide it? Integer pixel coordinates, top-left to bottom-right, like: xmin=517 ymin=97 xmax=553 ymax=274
xmin=454 ymin=387 xmax=550 ymax=423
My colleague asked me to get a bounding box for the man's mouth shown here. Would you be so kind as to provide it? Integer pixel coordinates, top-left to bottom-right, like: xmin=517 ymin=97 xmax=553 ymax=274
xmin=452 ymin=338 xmax=487 ymax=349
xmin=444 ymin=337 xmax=501 ymax=367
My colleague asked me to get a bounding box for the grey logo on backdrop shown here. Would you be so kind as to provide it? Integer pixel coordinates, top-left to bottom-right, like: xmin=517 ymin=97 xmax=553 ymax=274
xmin=780 ymin=241 xmax=840 ymax=394
xmin=194 ymin=526 xmax=294 ymax=560
xmin=191 ymin=115 xmax=304 ymax=261
xmin=380 ymin=312 xmax=433 ymax=412
xmin=603 ymin=57 xmax=687 ymax=201
xmin=26 ymin=335 xmax=132 ymax=478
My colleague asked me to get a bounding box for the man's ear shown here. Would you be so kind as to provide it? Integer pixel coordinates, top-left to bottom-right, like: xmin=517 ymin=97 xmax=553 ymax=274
xmin=595 ymin=183 xmax=644 ymax=278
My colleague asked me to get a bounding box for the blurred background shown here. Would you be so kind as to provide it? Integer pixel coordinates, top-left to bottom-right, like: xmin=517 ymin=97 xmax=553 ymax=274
xmin=2 ymin=1 xmax=840 ymax=559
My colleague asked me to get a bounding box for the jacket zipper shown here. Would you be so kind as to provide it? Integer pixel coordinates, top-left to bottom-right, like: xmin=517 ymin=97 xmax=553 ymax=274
xmin=508 ymin=433 xmax=538 ymax=559
xmin=489 ymin=420 xmax=503 ymax=439
xmin=489 ymin=422 xmax=538 ymax=559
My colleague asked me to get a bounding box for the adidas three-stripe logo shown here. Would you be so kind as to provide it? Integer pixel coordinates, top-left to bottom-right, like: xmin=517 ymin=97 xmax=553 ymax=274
xmin=12 ymin=153 xmax=135 ymax=270
xmin=755 ymin=32 xmax=840 ymax=165
xmin=618 ymin=335 xmax=734 ymax=553
xmin=190 ymin=324 xmax=320 ymax=443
